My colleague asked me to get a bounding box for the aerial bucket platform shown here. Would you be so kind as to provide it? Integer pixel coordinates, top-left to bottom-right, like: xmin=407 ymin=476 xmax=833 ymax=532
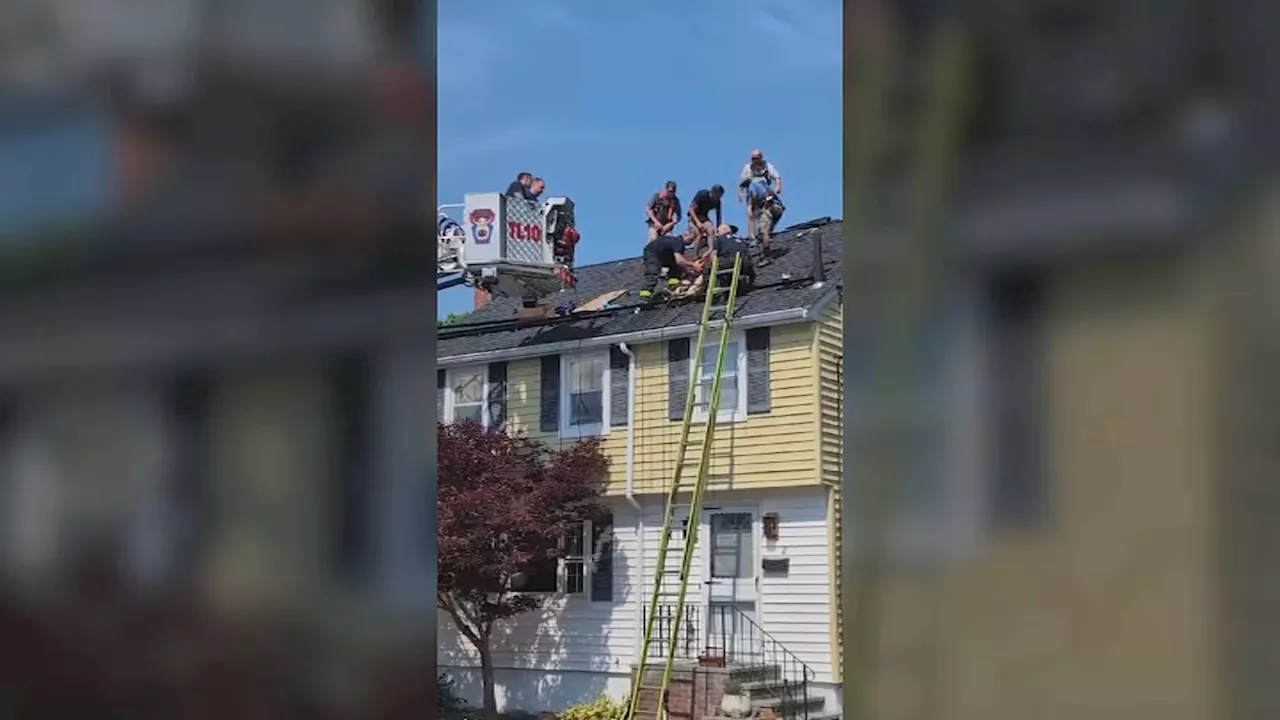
xmin=438 ymin=192 xmax=579 ymax=299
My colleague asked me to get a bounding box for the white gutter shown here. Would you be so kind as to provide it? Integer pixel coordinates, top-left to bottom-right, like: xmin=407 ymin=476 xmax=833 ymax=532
xmin=439 ymin=305 xmax=814 ymax=367
xmin=617 ymin=341 xmax=644 ymax=664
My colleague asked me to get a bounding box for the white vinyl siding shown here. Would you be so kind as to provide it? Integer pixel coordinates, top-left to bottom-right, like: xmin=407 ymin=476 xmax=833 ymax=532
xmin=437 ymin=487 xmax=835 ymax=684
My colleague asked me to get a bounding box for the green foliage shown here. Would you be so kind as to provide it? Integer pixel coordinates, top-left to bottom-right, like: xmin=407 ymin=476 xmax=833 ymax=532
xmin=557 ymin=694 xmax=627 ymax=720
xmin=438 ymin=673 xmax=464 ymax=713
xmin=722 ymin=678 xmax=744 ymax=696
xmin=440 ymin=313 xmax=466 ymax=326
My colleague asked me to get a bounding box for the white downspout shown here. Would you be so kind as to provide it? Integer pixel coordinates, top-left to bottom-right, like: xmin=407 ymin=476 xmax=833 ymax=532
xmin=618 ymin=342 xmax=643 ymax=665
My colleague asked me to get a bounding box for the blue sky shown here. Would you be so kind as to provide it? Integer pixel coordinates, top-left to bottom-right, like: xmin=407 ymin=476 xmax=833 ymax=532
xmin=0 ymin=113 xmax=109 ymax=239
xmin=437 ymin=0 xmax=843 ymax=318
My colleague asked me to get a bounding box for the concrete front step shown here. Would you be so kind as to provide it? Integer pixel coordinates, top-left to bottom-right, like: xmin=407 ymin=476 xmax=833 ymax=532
xmin=711 ymin=685 xmax=828 ymax=720
xmin=724 ymin=664 xmax=782 ymax=683
xmin=753 ymin=693 xmax=827 ymax=715
xmin=638 ymin=662 xmax=785 ymax=683
xmin=738 ymin=678 xmax=815 ymax=696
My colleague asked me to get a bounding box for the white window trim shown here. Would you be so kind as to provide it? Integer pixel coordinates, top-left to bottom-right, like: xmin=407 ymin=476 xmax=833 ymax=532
xmin=559 ymin=352 xmax=611 ymax=438
xmin=847 ymin=279 xmax=985 ymax=564
xmin=444 ymin=365 xmax=489 ymax=428
xmin=562 ymin=520 xmax=588 ymax=597
xmin=690 ymin=331 xmax=749 ymax=424
xmin=524 ymin=520 xmax=606 ymax=599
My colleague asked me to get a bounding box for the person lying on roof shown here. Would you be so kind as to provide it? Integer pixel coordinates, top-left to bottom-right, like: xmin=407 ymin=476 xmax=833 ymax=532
xmin=645 ymin=181 xmax=681 ymax=242
xmin=698 ymin=223 xmax=757 ymax=293
xmin=687 ymin=184 xmax=724 ymax=253
xmin=639 ymin=229 xmax=699 ymax=299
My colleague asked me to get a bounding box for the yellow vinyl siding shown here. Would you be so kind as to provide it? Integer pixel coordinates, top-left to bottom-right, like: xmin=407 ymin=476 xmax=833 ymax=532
xmin=631 ymin=324 xmax=816 ymax=494
xmin=500 ymin=358 xmax=632 ymax=476
xmin=815 ymin=297 xmax=844 ymax=682
xmin=817 ymin=300 xmax=844 ymax=485
xmin=497 ymin=321 xmax=822 ymax=496
xmin=205 ymin=359 xmax=337 ymax=611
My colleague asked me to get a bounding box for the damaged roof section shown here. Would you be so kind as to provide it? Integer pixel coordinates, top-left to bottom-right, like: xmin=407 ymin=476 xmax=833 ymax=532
xmin=438 ymin=218 xmax=844 ymax=361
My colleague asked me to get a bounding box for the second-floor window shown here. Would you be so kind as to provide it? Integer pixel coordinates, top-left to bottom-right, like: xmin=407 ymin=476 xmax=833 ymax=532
xmin=445 ymin=365 xmax=488 ymax=427
xmin=537 ymin=349 xmax=628 ymax=436
xmin=560 ymin=353 xmax=609 ymax=437
xmin=664 ymin=328 xmax=772 ymax=425
xmin=692 ymin=332 xmax=748 ymax=424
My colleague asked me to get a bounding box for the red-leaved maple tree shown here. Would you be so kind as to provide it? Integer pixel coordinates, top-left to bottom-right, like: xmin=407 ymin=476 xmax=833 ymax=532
xmin=437 ymin=421 xmax=609 ymax=719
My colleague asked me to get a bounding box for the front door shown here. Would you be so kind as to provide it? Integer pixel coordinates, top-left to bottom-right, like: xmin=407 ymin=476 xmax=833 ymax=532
xmin=702 ymin=508 xmax=761 ymax=663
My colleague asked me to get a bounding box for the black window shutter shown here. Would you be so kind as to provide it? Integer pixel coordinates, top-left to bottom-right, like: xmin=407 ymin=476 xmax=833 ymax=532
xmin=668 ymin=338 xmax=691 ymax=421
xmin=167 ymin=371 xmax=212 ymax=581
xmin=332 ymin=355 xmax=372 ymax=581
xmin=609 ymin=347 xmax=629 ymax=427
xmin=590 ymin=514 xmax=614 ymax=602
xmin=540 ymin=355 xmax=561 ymax=432
xmin=437 ymin=368 xmax=446 ymax=423
xmin=989 ymin=273 xmax=1048 ymax=527
xmin=746 ymin=327 xmax=772 ymax=414
xmin=487 ymin=362 xmax=508 ymax=431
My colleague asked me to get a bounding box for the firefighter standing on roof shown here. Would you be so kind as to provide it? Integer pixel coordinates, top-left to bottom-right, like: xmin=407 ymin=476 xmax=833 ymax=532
xmin=645 ymin=181 xmax=681 ymax=242
xmin=687 ymin=184 xmax=724 ymax=253
xmin=737 ymin=150 xmax=784 ymax=249
xmin=748 ymin=188 xmax=784 ymax=261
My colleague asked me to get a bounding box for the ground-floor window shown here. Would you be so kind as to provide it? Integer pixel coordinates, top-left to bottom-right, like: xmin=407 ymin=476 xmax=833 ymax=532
xmin=521 ymin=514 xmax=614 ymax=601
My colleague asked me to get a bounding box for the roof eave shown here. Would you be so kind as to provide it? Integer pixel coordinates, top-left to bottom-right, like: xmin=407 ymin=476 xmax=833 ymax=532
xmin=438 ymin=283 xmax=841 ymax=367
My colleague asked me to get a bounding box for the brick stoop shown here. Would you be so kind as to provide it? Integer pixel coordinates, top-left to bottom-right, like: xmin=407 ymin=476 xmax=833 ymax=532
xmin=630 ymin=663 xmax=764 ymax=720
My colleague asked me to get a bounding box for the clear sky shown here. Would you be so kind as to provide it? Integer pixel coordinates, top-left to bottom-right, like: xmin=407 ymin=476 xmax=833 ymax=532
xmin=436 ymin=0 xmax=843 ymax=318
xmin=0 ymin=113 xmax=109 ymax=239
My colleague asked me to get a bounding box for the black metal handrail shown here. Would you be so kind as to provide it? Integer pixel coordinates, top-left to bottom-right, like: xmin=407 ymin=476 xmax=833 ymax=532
xmin=642 ymin=603 xmax=816 ymax=719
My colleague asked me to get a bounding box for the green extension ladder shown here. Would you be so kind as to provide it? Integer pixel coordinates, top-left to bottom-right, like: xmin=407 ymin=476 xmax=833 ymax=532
xmin=624 ymin=253 xmax=746 ymax=720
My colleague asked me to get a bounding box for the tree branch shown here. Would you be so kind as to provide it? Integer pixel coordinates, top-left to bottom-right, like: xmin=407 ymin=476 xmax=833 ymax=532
xmin=439 ymin=591 xmax=484 ymax=648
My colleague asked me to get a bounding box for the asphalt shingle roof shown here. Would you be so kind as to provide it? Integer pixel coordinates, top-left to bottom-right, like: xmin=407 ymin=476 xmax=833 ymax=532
xmin=438 ymin=218 xmax=843 ymax=359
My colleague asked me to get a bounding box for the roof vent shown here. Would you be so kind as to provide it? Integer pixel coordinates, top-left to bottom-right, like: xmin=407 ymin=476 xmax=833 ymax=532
xmin=811 ymin=226 xmax=827 ymax=289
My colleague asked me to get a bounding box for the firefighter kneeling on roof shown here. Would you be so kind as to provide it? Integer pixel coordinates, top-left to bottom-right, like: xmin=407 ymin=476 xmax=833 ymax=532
xmin=699 ymin=223 xmax=757 ymax=292
xmin=640 ymin=224 xmax=756 ymax=300
xmin=639 ymin=229 xmax=699 ymax=299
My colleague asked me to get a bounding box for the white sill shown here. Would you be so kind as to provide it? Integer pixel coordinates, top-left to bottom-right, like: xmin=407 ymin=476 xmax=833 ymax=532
xmin=521 ymin=591 xmax=591 ymax=602
xmin=690 ymin=411 xmax=746 ymax=425
xmin=560 ymin=423 xmax=605 ymax=439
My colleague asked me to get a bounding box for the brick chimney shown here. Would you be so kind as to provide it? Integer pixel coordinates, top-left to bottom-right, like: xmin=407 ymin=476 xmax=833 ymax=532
xmin=474 ymin=286 xmax=490 ymax=309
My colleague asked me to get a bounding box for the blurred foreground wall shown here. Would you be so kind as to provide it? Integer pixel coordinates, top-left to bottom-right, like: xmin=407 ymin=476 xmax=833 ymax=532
xmin=0 ymin=0 xmax=437 ymax=714
xmin=849 ymin=1 xmax=1280 ymax=718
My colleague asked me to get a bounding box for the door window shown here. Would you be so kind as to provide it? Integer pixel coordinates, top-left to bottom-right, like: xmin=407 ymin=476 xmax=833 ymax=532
xmin=710 ymin=512 xmax=753 ymax=578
